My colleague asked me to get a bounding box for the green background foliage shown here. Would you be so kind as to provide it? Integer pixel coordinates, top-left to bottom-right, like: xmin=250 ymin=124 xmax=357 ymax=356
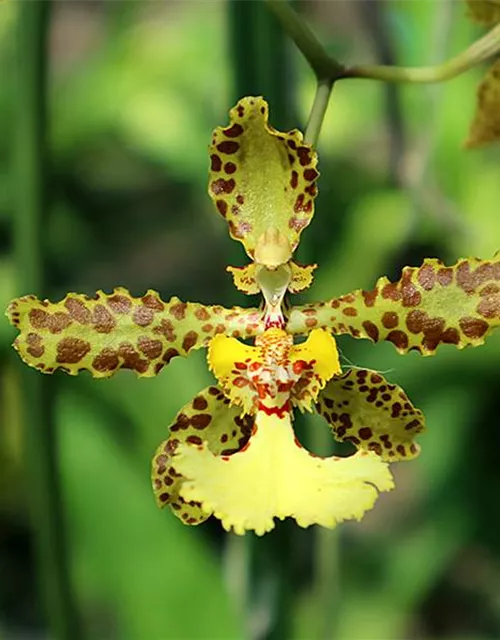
xmin=1 ymin=1 xmax=499 ymax=638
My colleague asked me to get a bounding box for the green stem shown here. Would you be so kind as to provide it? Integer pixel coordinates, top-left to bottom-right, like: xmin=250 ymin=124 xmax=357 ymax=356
xmin=228 ymin=1 xmax=261 ymax=101
xmin=15 ymin=3 xmax=80 ymax=638
xmin=229 ymin=0 xmax=293 ymax=128
xmin=304 ymin=79 xmax=333 ymax=146
xmin=314 ymin=528 xmax=340 ymax=639
xmin=304 ymin=415 xmax=340 ymax=639
xmin=266 ymin=0 xmax=500 ymax=85
xmin=223 ymin=535 xmax=251 ymax=636
xmin=343 ymin=22 xmax=500 ymax=83
xmin=265 ymin=0 xmax=344 ymax=80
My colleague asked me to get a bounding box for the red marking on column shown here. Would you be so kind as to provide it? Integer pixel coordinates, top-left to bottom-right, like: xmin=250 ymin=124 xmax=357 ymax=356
xmin=258 ymin=402 xmax=291 ymax=419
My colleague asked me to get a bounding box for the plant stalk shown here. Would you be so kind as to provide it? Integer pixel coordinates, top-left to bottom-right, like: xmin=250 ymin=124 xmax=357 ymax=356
xmin=15 ymin=2 xmax=80 ymax=638
xmin=346 ymin=22 xmax=500 ymax=83
xmin=266 ymin=0 xmax=500 ymax=85
xmin=265 ymin=0 xmax=344 ymax=80
xmin=304 ymin=79 xmax=333 ymax=146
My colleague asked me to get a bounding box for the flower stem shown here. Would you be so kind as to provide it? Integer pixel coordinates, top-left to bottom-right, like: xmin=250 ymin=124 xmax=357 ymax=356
xmin=314 ymin=528 xmax=340 ymax=639
xmin=305 ymin=415 xmax=341 ymax=639
xmin=304 ymin=79 xmax=334 ymax=147
xmin=15 ymin=2 xmax=80 ymax=638
xmin=264 ymin=0 xmax=344 ymax=81
xmin=266 ymin=0 xmax=500 ymax=85
xmin=229 ymin=0 xmax=293 ymax=129
xmin=345 ymin=22 xmax=500 ymax=83
xmin=223 ymin=534 xmax=251 ymax=636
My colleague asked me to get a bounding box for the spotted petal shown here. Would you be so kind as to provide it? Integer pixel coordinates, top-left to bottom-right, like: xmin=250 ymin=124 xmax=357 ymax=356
xmin=288 ymin=256 xmax=500 ymax=355
xmin=465 ymin=60 xmax=500 ymax=148
xmin=152 ymin=385 xmax=254 ymax=525
xmin=208 ymin=333 xmax=260 ymax=413
xmin=208 ymin=96 xmax=319 ymax=266
xmin=316 ymin=369 xmax=425 ymax=461
xmin=174 ymin=410 xmax=394 ymax=535
xmin=7 ymin=289 xmax=264 ymax=377
xmin=466 ymin=0 xmax=500 ymax=26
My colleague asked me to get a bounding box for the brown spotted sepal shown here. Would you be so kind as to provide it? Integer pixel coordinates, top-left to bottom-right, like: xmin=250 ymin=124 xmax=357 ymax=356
xmin=288 ymin=256 xmax=500 ymax=355
xmin=466 ymin=0 xmax=500 ymax=26
xmin=151 ymin=385 xmax=254 ymax=525
xmin=209 ymin=96 xmax=319 ymax=266
xmin=6 ymin=289 xmax=264 ymax=378
xmin=464 ymin=2 xmax=500 ymax=147
xmin=465 ymin=60 xmax=500 ymax=148
xmin=316 ymin=369 xmax=425 ymax=461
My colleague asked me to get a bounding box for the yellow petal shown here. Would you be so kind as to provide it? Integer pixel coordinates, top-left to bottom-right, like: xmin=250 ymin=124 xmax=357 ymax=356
xmin=291 ymin=328 xmax=341 ymax=410
xmin=208 ymin=334 xmax=261 ymax=412
xmin=289 ymin=261 xmax=317 ymax=293
xmin=208 ymin=328 xmax=341 ymax=413
xmin=174 ymin=411 xmax=394 ymax=536
xmin=226 ymin=264 xmax=260 ymax=295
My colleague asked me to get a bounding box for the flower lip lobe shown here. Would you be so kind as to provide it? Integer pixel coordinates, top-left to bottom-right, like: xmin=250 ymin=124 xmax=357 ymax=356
xmin=166 ymin=326 xmax=396 ymax=534
xmin=174 ymin=411 xmax=394 ymax=535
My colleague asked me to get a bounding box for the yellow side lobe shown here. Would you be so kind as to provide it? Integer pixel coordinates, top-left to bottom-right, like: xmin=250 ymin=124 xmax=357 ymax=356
xmin=207 ymin=334 xmax=259 ymax=412
xmin=174 ymin=411 xmax=394 ymax=535
xmin=293 ymin=328 xmax=340 ymax=390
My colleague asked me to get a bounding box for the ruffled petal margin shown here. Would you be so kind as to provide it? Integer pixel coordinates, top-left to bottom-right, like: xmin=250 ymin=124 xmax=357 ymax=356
xmin=173 ymin=410 xmax=394 ymax=535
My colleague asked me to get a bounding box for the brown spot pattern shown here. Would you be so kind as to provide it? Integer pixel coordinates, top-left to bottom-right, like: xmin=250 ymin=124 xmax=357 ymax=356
xmin=26 ymin=333 xmax=44 ymax=358
xmin=92 ymin=305 xmax=116 ymax=333
xmin=65 ymin=298 xmax=92 ymax=323
xmin=133 ymin=306 xmax=154 ymax=327
xmin=107 ymin=295 xmax=132 ymax=314
xmin=211 ymin=178 xmax=236 ymax=195
xmin=56 ymin=337 xmax=91 ymax=364
xmin=217 ymin=141 xmax=239 ymax=154
xmin=210 ymin=154 xmax=222 ymax=171
xmin=138 ymin=336 xmax=163 ymax=360
xmin=382 ymin=312 xmax=398 ymax=329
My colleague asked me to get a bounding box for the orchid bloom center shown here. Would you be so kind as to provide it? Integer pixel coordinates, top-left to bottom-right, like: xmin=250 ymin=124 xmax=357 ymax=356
xmin=208 ymin=327 xmax=341 ymax=413
xmin=171 ymin=327 xmax=394 ymax=534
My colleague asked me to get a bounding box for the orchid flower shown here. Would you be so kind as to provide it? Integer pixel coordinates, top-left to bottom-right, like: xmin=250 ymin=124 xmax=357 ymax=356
xmin=7 ymin=97 xmax=500 ymax=535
